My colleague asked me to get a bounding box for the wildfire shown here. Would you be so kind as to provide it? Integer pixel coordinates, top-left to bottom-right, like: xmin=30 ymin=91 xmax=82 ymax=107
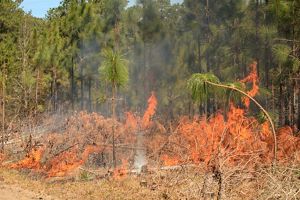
xmin=158 ymin=62 xmax=300 ymax=168
xmin=142 ymin=91 xmax=157 ymax=129
xmin=240 ymin=61 xmax=259 ymax=108
xmin=113 ymin=159 xmax=128 ymax=180
xmin=47 ymin=145 xmax=102 ymax=177
xmin=10 ymin=146 xmax=45 ymax=170
xmin=0 ymin=153 xmax=5 ymax=165
xmin=161 ymin=155 xmax=180 ymax=166
xmin=6 ymin=70 xmax=300 ymax=179
xmin=125 ymin=112 xmax=138 ymax=131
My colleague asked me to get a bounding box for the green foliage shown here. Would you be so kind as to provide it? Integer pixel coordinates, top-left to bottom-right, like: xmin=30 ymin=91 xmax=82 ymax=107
xmin=187 ymin=73 xmax=221 ymax=103
xmin=272 ymin=44 xmax=291 ymax=65
xmin=100 ymin=48 xmax=129 ymax=88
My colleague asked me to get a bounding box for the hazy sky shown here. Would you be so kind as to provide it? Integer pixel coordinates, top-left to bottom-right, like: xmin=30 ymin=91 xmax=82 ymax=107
xmin=20 ymin=0 xmax=183 ymax=18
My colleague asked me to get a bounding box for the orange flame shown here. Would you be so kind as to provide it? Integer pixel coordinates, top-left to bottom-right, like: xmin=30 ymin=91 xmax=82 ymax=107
xmin=10 ymin=147 xmax=45 ymax=170
xmin=240 ymin=61 xmax=259 ymax=108
xmin=125 ymin=112 xmax=138 ymax=131
xmin=161 ymin=155 xmax=180 ymax=166
xmin=142 ymin=92 xmax=157 ymax=129
xmin=0 ymin=153 xmax=5 ymax=165
xmin=47 ymin=145 xmax=102 ymax=177
xmin=113 ymin=159 xmax=128 ymax=180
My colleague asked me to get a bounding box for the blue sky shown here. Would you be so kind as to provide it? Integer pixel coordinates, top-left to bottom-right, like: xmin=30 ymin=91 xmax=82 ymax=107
xmin=20 ymin=0 xmax=183 ymax=18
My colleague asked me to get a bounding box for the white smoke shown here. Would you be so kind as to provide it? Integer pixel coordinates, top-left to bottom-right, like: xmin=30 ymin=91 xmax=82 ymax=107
xmin=133 ymin=131 xmax=147 ymax=173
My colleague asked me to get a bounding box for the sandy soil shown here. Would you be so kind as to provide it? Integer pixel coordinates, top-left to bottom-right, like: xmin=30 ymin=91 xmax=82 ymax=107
xmin=0 ymin=177 xmax=55 ymax=200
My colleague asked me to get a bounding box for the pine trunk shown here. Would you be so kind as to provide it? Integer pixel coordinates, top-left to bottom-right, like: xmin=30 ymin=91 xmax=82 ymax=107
xmin=35 ymin=69 xmax=39 ymax=117
xmin=80 ymin=65 xmax=84 ymax=110
xmin=1 ymin=66 xmax=5 ymax=152
xmin=70 ymin=58 xmax=75 ymax=111
xmin=279 ymin=83 xmax=284 ymax=126
xmin=112 ymin=82 xmax=117 ymax=168
xmin=88 ymin=78 xmax=92 ymax=112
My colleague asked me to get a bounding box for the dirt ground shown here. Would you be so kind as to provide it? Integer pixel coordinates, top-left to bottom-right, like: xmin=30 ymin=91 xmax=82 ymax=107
xmin=0 ymin=183 xmax=55 ymax=200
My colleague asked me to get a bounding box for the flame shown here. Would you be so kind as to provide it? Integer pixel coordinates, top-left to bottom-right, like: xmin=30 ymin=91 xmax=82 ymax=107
xmin=125 ymin=112 xmax=138 ymax=131
xmin=113 ymin=159 xmax=128 ymax=180
xmin=277 ymin=127 xmax=300 ymax=162
xmin=142 ymin=92 xmax=157 ymax=129
xmin=47 ymin=145 xmax=102 ymax=177
xmin=0 ymin=153 xmax=5 ymax=165
xmin=6 ymin=68 xmax=300 ymax=178
xmin=10 ymin=147 xmax=45 ymax=170
xmin=240 ymin=61 xmax=259 ymax=108
xmin=161 ymin=155 xmax=180 ymax=166
xmin=172 ymin=106 xmax=272 ymax=167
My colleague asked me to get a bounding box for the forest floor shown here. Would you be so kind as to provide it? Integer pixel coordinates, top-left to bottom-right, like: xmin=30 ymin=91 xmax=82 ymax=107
xmin=0 ymin=166 xmax=299 ymax=200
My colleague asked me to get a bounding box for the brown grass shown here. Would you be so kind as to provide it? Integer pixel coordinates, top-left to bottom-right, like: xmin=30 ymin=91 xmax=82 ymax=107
xmin=0 ymin=165 xmax=299 ymax=200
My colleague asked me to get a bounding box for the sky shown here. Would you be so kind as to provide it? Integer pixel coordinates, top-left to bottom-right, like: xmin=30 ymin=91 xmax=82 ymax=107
xmin=20 ymin=0 xmax=183 ymax=18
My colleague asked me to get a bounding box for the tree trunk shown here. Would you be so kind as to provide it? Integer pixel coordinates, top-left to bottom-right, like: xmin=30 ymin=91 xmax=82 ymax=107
xmin=255 ymin=0 xmax=260 ymax=76
xmin=54 ymin=68 xmax=58 ymax=112
xmin=70 ymin=58 xmax=75 ymax=111
xmin=80 ymin=65 xmax=84 ymax=110
xmin=143 ymin=41 xmax=147 ymax=107
xmin=272 ymin=82 xmax=275 ymax=115
xmin=297 ymin=78 xmax=300 ymax=131
xmin=197 ymin=34 xmax=202 ymax=72
xmin=1 ymin=65 xmax=6 ymax=152
xmin=111 ymin=82 xmax=117 ymax=168
xmin=88 ymin=78 xmax=92 ymax=112
xmin=279 ymin=83 xmax=284 ymax=126
xmin=206 ymin=0 xmax=210 ymax=72
xmin=264 ymin=43 xmax=270 ymax=88
xmin=284 ymin=83 xmax=290 ymax=126
xmin=35 ymin=69 xmax=39 ymax=117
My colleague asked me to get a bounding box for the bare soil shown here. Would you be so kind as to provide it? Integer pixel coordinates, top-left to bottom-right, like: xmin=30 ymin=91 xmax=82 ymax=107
xmin=0 ymin=183 xmax=55 ymax=200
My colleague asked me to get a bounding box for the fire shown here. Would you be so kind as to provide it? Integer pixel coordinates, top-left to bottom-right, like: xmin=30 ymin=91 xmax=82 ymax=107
xmin=161 ymin=155 xmax=180 ymax=166
xmin=113 ymin=159 xmax=128 ymax=180
xmin=277 ymin=127 xmax=300 ymax=162
xmin=47 ymin=145 xmax=102 ymax=177
xmin=158 ymin=62 xmax=300 ymax=168
xmin=142 ymin=91 xmax=157 ymax=129
xmin=10 ymin=147 xmax=45 ymax=170
xmin=171 ymin=105 xmax=273 ymax=167
xmin=0 ymin=153 xmax=5 ymax=165
xmin=240 ymin=61 xmax=259 ymax=108
xmin=6 ymin=69 xmax=300 ymax=178
xmin=125 ymin=112 xmax=138 ymax=131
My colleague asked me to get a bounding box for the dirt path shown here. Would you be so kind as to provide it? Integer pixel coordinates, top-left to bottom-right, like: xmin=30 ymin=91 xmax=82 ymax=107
xmin=0 ymin=181 xmax=55 ymax=200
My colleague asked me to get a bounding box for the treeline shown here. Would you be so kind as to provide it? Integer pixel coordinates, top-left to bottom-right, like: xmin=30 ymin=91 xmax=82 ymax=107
xmin=0 ymin=0 xmax=299 ymax=132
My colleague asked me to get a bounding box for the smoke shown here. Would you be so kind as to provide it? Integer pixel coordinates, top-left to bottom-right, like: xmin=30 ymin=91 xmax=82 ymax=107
xmin=133 ymin=131 xmax=147 ymax=173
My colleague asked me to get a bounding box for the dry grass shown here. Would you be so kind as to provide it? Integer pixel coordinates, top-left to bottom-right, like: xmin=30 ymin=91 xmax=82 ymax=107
xmin=0 ymin=165 xmax=299 ymax=200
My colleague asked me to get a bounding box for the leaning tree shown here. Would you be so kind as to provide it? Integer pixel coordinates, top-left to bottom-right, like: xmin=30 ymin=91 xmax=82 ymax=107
xmin=187 ymin=72 xmax=277 ymax=166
